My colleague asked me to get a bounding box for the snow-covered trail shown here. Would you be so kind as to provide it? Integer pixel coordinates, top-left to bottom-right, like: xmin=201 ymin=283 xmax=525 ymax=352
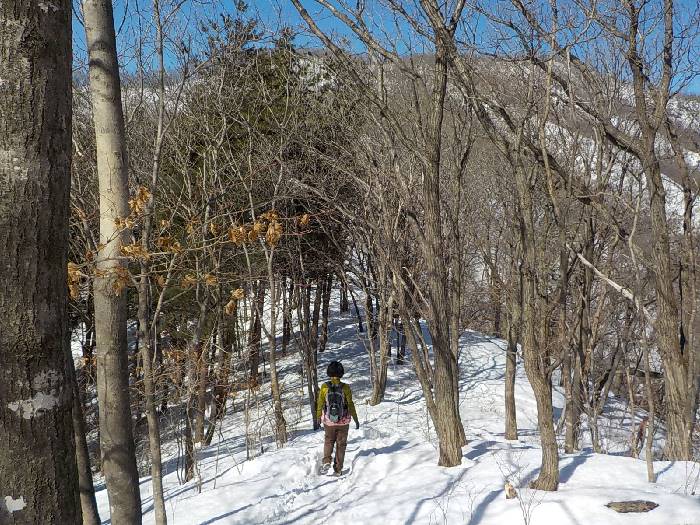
xmin=95 ymin=302 xmax=700 ymax=524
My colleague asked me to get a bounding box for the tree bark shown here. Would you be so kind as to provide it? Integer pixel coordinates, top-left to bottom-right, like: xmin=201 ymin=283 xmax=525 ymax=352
xmin=184 ymin=296 xmax=208 ymax=482
xmin=310 ymin=279 xmax=323 ymax=350
xmin=83 ymin=0 xmax=143 ymax=520
xmin=282 ymin=278 xmax=292 ymax=355
xmin=340 ymin=277 xmax=349 ymax=312
xmin=370 ymin=294 xmax=393 ymax=405
xmin=297 ymin=281 xmax=320 ymax=429
xmin=515 ymin=162 xmax=559 ymax=490
xmin=70 ymin=353 xmax=101 ymax=525
xmin=319 ymin=275 xmax=333 ymax=353
xmin=0 ymin=2 xmax=80 ymax=522
xmin=136 ymin=274 xmax=167 ymax=524
xmin=205 ymin=302 xmax=232 ymax=446
xmin=247 ymin=283 xmax=264 ymax=386
xmin=350 ymin=288 xmax=364 ymax=333
xmin=504 ymin=297 xmax=519 ymax=441
xmin=421 ymin=42 xmax=465 ymax=467
xmin=396 ymin=320 xmax=407 ymax=365
xmin=194 ymin=328 xmax=212 ymax=445
xmin=264 ymin=273 xmax=288 ymax=446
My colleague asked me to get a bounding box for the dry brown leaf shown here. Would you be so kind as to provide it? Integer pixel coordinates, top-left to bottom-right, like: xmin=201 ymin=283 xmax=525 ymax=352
xmin=181 ymin=273 xmax=197 ymax=288
xmin=261 ymin=210 xmax=279 ymax=222
xmin=114 ymin=216 xmax=135 ymax=230
xmin=186 ymin=217 xmax=200 ymax=236
xmin=156 ymin=236 xmax=182 ymax=254
xmin=224 ymin=300 xmax=237 ymax=316
xmin=266 ymin=220 xmax=283 ymax=246
xmin=67 ymin=262 xmax=81 ymax=300
xmin=229 ymin=225 xmax=247 ymax=245
xmin=112 ymin=267 xmax=131 ymax=296
xmin=128 ymin=186 xmax=151 ymax=216
xmin=120 ymin=243 xmax=151 ymax=261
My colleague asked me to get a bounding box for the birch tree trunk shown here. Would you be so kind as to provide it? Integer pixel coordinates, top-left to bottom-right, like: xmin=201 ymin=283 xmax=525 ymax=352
xmin=0 ymin=2 xmax=80 ymax=521
xmin=83 ymin=0 xmax=142 ymax=520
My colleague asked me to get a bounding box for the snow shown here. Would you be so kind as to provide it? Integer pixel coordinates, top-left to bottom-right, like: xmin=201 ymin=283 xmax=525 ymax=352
xmin=94 ymin=298 xmax=700 ymax=524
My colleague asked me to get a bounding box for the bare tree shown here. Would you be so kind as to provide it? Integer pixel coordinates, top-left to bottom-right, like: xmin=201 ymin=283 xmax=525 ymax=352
xmin=83 ymin=0 xmax=143 ymax=520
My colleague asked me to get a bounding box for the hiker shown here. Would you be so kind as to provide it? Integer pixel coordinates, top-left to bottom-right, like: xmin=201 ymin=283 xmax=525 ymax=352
xmin=316 ymin=360 xmax=359 ymax=476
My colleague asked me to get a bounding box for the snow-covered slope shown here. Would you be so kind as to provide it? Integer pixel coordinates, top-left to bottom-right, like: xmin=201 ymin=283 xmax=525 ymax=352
xmin=94 ymin=301 xmax=700 ymax=524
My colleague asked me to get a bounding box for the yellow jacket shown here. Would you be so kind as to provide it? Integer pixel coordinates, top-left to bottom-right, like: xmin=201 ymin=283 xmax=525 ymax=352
xmin=316 ymin=378 xmax=358 ymax=424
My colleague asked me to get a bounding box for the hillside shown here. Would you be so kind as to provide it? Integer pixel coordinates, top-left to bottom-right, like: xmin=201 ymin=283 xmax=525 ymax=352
xmin=93 ymin=298 xmax=700 ymax=525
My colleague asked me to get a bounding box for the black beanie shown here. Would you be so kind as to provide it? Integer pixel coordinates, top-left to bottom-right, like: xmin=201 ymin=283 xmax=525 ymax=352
xmin=327 ymin=361 xmax=344 ymax=378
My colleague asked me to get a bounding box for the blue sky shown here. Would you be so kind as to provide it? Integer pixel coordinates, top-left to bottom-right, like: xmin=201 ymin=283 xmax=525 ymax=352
xmin=72 ymin=0 xmax=699 ymax=94
xmin=254 ymin=0 xmax=700 ymax=95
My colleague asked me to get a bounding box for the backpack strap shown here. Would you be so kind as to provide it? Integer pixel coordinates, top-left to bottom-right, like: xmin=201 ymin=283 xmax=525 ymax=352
xmin=323 ymin=381 xmax=333 ymax=415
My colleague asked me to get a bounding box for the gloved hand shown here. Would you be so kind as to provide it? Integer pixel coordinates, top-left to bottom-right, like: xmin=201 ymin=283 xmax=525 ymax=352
xmin=355 ymin=420 xmax=360 ymax=430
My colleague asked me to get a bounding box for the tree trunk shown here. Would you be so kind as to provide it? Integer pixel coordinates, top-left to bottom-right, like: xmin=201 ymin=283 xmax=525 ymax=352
xmin=265 ymin=273 xmax=288 ymax=446
xmin=205 ymin=303 xmax=232 ymax=446
xmin=421 ymin=42 xmax=464 ymax=466
xmin=310 ymin=279 xmax=323 ymax=350
xmin=643 ymin=331 xmax=657 ymax=482
xmin=648 ymin=164 xmax=692 ymax=459
xmin=504 ymin=306 xmax=519 ymax=441
xmin=527 ymin=368 xmax=559 ymax=490
xmin=362 ymin=281 xmax=380 ymax=398
xmin=515 ymin=161 xmax=559 ymax=490
xmin=0 ymin=3 xmax=80 ymax=522
xmin=350 ymin=288 xmax=364 ymax=333
xmin=184 ymin=403 xmax=195 ymax=481
xmin=184 ymin=296 xmax=208 ymax=482
xmin=404 ymin=318 xmax=463 ymax=467
xmin=319 ymin=275 xmax=332 ymax=353
xmin=84 ymin=0 xmax=143 ymax=520
xmin=370 ymin=296 xmax=393 ymax=405
xmin=194 ymin=328 xmax=212 ymax=445
xmin=282 ymin=278 xmax=292 ymax=355
xmin=564 ymin=350 xmax=582 ymax=453
xmin=396 ymin=320 xmax=407 ymax=365
xmin=82 ymin=293 xmax=97 ymax=385
xmin=247 ymin=283 xmax=264 ymax=386
xmin=137 ymin=274 xmax=167 ymax=525
xmin=298 ymin=282 xmax=319 ymax=428
xmin=491 ymin=271 xmax=502 ymax=335
xmin=340 ymin=277 xmax=349 ymax=312
xmin=70 ymin=352 xmax=101 ymax=525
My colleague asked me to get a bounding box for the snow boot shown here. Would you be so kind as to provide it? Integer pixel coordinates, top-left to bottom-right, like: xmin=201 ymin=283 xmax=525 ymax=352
xmin=319 ymin=462 xmax=331 ymax=475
